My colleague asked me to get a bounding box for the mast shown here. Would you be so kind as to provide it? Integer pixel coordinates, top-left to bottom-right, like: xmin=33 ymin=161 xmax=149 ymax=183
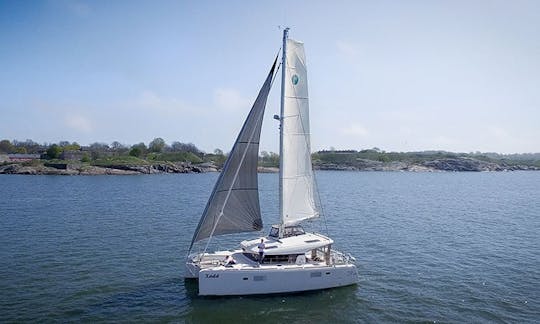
xmin=279 ymin=27 xmax=289 ymax=235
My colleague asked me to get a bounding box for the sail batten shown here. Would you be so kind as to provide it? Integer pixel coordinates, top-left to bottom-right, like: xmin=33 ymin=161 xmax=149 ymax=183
xmin=189 ymin=59 xmax=277 ymax=249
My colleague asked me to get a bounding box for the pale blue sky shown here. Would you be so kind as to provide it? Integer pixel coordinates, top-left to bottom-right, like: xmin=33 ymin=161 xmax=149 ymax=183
xmin=1 ymin=0 xmax=539 ymax=153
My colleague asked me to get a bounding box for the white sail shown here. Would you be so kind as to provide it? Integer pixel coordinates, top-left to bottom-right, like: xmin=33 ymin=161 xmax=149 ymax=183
xmin=281 ymin=38 xmax=319 ymax=226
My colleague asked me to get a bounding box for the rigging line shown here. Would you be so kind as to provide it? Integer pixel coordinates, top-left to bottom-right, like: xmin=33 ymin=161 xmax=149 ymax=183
xmin=282 ymin=172 xmax=315 ymax=179
xmin=284 ymin=96 xmax=308 ymax=99
xmin=271 ymin=51 xmax=281 ymax=87
xmin=215 ymin=187 xmax=258 ymax=192
xmin=313 ymin=171 xmax=329 ymax=236
xmin=273 ymin=47 xmax=283 ymax=86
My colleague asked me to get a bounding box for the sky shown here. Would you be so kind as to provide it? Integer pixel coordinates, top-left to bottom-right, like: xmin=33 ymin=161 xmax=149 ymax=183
xmin=1 ymin=0 xmax=539 ymax=154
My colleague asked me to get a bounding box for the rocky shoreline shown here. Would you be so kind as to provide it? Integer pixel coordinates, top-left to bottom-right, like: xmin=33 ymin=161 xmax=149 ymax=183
xmin=314 ymin=157 xmax=539 ymax=172
xmin=0 ymin=162 xmax=217 ymax=175
xmin=0 ymin=157 xmax=537 ymax=175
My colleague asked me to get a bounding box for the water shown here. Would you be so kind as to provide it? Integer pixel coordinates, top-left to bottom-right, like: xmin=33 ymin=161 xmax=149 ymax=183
xmin=0 ymin=172 xmax=539 ymax=322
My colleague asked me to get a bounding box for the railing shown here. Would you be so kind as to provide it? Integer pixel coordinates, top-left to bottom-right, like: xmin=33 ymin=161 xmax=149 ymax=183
xmin=331 ymin=250 xmax=356 ymax=265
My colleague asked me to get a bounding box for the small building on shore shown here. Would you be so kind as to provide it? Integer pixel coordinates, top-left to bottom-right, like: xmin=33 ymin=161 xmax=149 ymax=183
xmin=6 ymin=154 xmax=41 ymax=162
xmin=60 ymin=150 xmax=86 ymax=161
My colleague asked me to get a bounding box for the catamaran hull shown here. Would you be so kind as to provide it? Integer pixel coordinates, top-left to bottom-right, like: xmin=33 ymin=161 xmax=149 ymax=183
xmin=185 ymin=262 xmax=200 ymax=279
xmin=198 ymin=264 xmax=358 ymax=296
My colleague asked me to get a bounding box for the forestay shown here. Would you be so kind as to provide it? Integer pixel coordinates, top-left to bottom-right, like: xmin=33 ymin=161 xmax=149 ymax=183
xmin=189 ymin=59 xmax=277 ymax=249
xmin=281 ymin=39 xmax=319 ymax=225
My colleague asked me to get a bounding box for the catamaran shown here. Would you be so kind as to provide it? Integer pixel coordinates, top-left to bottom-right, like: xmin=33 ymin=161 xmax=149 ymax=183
xmin=186 ymin=29 xmax=358 ymax=296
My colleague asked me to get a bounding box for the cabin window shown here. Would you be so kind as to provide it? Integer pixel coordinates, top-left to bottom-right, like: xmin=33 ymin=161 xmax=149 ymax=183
xmin=269 ymin=225 xmax=305 ymax=238
xmin=253 ymin=275 xmax=266 ymax=281
xmin=283 ymin=225 xmax=305 ymax=237
xmin=269 ymin=226 xmax=280 ymax=238
xmin=264 ymin=254 xmax=298 ymax=263
xmin=310 ymin=272 xmax=322 ymax=278
xmin=313 ymin=247 xmax=326 ymax=260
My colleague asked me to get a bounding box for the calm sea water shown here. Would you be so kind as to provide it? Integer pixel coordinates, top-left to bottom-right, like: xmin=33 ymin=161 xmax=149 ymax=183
xmin=0 ymin=171 xmax=538 ymax=323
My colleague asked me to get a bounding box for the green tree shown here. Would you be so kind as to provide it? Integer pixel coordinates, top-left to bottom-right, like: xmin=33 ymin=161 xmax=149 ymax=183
xmin=63 ymin=142 xmax=81 ymax=151
xmin=170 ymin=141 xmax=201 ymax=155
xmin=88 ymin=142 xmax=110 ymax=160
xmin=21 ymin=139 xmax=41 ymax=153
xmin=129 ymin=147 xmax=142 ymax=157
xmin=0 ymin=140 xmax=14 ymax=153
xmin=89 ymin=142 xmax=110 ymax=151
xmin=129 ymin=142 xmax=147 ymax=157
xmin=149 ymin=137 xmax=166 ymax=153
xmin=377 ymin=153 xmax=390 ymax=162
xmin=260 ymin=151 xmax=279 ymax=167
xmin=46 ymin=144 xmax=62 ymax=159
xmin=109 ymin=141 xmax=129 ymax=156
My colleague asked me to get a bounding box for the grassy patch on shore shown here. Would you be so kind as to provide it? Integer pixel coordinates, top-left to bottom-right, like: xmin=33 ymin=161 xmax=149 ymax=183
xmin=92 ymin=156 xmax=150 ymax=166
xmin=148 ymin=152 xmax=203 ymax=163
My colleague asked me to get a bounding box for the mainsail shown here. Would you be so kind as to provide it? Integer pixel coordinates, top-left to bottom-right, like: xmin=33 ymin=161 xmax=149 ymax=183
xmin=190 ymin=58 xmax=277 ymax=249
xmin=280 ymin=38 xmax=319 ymax=225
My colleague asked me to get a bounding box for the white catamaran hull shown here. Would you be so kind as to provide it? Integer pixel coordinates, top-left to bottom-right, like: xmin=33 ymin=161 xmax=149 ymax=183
xmin=198 ymin=264 xmax=358 ymax=296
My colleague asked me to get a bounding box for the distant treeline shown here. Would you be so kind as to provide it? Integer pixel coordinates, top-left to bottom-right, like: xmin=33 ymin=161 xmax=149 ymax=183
xmin=313 ymin=148 xmax=540 ymax=168
xmin=1 ymin=139 xmax=539 ymax=168
xmin=0 ymin=138 xmax=225 ymax=166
